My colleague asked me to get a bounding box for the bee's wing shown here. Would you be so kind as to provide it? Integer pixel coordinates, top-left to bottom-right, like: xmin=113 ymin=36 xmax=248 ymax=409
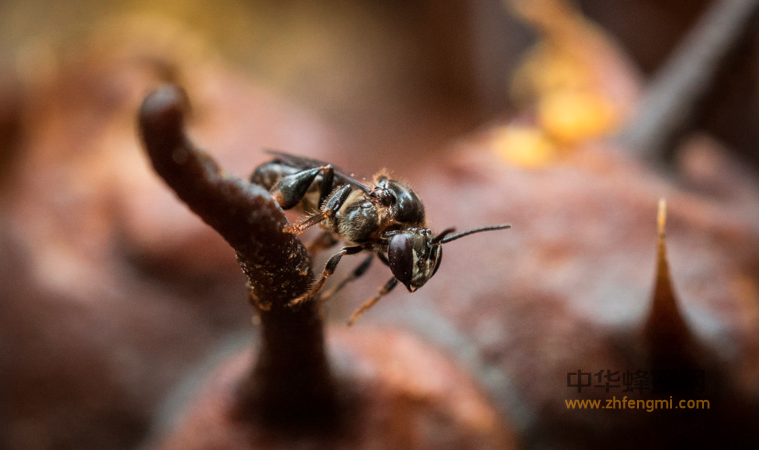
xmin=263 ymin=149 xmax=335 ymax=170
xmin=263 ymin=149 xmax=372 ymax=194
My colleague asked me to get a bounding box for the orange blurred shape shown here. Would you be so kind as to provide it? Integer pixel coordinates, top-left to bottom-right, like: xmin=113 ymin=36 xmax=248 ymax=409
xmin=538 ymin=90 xmax=618 ymax=143
xmin=495 ymin=0 xmax=640 ymax=168
xmin=491 ymin=126 xmax=558 ymax=168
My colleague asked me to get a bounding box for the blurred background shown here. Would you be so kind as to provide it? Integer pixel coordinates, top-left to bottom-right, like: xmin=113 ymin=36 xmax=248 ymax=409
xmin=2 ymin=0 xmax=759 ymax=449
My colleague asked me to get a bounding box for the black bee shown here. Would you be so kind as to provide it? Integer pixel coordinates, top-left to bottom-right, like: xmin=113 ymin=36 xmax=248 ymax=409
xmin=251 ymin=150 xmax=510 ymax=324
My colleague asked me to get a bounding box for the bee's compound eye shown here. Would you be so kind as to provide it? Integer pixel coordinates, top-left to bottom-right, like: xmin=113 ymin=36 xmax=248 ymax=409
xmin=388 ymin=233 xmax=413 ymax=287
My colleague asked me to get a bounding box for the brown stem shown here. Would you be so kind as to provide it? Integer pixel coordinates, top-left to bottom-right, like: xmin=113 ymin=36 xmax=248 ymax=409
xmin=618 ymin=0 xmax=759 ymax=160
xmin=138 ymin=84 xmax=337 ymax=424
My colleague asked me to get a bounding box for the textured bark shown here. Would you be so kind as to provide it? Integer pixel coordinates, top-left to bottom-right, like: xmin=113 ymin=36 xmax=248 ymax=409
xmin=139 ymin=84 xmax=337 ymax=423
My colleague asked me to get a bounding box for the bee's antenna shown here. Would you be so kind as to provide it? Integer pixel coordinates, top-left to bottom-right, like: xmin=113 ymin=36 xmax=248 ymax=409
xmin=440 ymin=224 xmax=511 ymax=244
xmin=431 ymin=227 xmax=456 ymax=245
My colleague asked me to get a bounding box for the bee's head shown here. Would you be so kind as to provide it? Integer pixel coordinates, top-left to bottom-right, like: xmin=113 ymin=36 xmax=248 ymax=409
xmin=387 ymin=228 xmax=443 ymax=292
xmin=386 ymin=224 xmax=511 ymax=292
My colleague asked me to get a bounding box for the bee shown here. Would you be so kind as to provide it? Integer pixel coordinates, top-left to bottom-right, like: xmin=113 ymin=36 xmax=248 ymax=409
xmin=250 ymin=150 xmax=510 ymax=324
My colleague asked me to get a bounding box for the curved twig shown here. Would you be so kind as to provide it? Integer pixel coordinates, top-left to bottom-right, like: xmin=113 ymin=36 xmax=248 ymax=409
xmin=138 ymin=84 xmax=337 ymax=423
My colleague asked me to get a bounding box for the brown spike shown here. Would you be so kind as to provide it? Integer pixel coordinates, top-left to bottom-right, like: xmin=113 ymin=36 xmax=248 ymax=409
xmin=643 ymin=199 xmax=695 ymax=368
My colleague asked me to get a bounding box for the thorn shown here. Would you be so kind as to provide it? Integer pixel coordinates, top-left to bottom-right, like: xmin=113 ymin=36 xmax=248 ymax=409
xmin=657 ymin=198 xmax=667 ymax=238
xmin=643 ymin=198 xmax=696 ymax=368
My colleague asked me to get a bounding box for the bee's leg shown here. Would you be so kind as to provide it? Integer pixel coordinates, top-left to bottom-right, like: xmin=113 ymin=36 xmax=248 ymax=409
xmin=284 ymin=184 xmax=351 ymax=235
xmin=306 ymin=231 xmax=338 ymax=254
xmin=288 ymin=245 xmax=363 ymax=306
xmin=250 ymin=161 xmax=291 ymax=189
xmin=347 ymin=277 xmax=398 ymax=326
xmin=269 ymin=165 xmax=333 ymax=210
xmin=317 ymin=254 xmax=374 ymax=303
xmin=318 ymin=165 xmax=334 ymax=207
xmin=376 ymin=252 xmax=390 ymax=266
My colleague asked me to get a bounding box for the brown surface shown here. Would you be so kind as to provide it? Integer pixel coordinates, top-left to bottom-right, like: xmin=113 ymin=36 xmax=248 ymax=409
xmin=149 ymin=328 xmax=516 ymax=450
